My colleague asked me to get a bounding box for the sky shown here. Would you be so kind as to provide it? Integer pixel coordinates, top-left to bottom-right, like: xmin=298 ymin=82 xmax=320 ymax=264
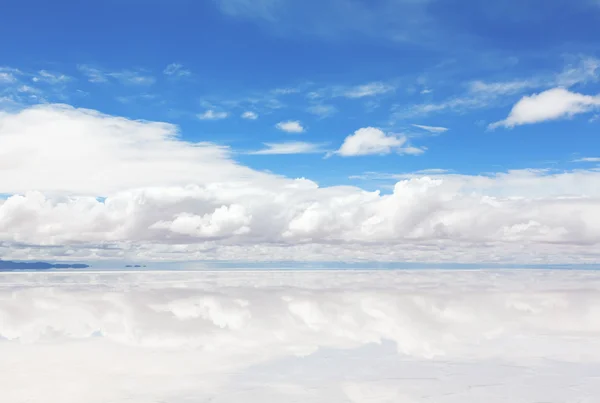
xmin=1 ymin=0 xmax=600 ymax=264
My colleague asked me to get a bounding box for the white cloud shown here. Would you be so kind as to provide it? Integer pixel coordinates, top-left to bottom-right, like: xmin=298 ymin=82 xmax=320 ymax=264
xmin=150 ymin=205 xmax=251 ymax=237
xmin=1 ymin=270 xmax=600 ymax=402
xmin=0 ymin=104 xmax=265 ymax=196
xmin=411 ymin=124 xmax=448 ymax=134
xmin=343 ymin=82 xmax=395 ymax=98
xmin=109 ymin=70 xmax=156 ymax=86
xmin=400 ymin=145 xmax=426 ymax=155
xmin=271 ymin=87 xmax=299 ymax=95
xmin=198 ymin=109 xmax=229 ymax=120
xmin=241 ymin=111 xmax=258 ymax=120
xmin=489 ymin=87 xmax=600 ymax=129
xmin=337 ymin=127 xmax=419 ymax=156
xmin=468 ymin=79 xmax=536 ymax=95
xmin=276 ymin=120 xmax=304 ymax=133
xmin=307 ymin=104 xmax=336 ymax=117
xmin=0 ymin=72 xmax=17 ymax=83
xmin=574 ymin=157 xmax=600 ymax=162
xmin=32 ymin=70 xmax=71 ymax=85
xmin=402 ymin=57 xmax=600 ymax=119
xmin=0 ymin=67 xmax=23 ymax=84
xmin=17 ymin=85 xmax=39 ymax=94
xmin=77 ymin=65 xmax=155 ymax=85
xmin=556 ymin=56 xmax=600 ymax=87
xmin=249 ymin=141 xmax=327 ymax=155
xmin=163 ymin=63 xmax=191 ymax=78
xmin=2 ymin=105 xmax=600 ymax=263
xmin=77 ymin=65 xmax=109 ymax=83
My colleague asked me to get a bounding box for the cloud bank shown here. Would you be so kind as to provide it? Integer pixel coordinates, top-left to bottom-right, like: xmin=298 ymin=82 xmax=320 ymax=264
xmin=1 ymin=104 xmax=600 ymax=263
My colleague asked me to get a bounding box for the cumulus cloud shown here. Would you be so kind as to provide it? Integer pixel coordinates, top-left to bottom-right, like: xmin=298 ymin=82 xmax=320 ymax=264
xmin=0 ymin=104 xmax=271 ymax=195
xmin=336 ymin=127 xmax=422 ymax=156
xmin=150 ymin=205 xmax=252 ymax=237
xmin=241 ymin=111 xmax=258 ymax=120
xmin=275 ymin=120 xmax=305 ymax=133
xmin=249 ymin=141 xmax=327 ymax=155
xmin=2 ymin=104 xmax=600 ymax=263
xmin=1 ymin=270 xmax=600 ymax=402
xmin=198 ymin=109 xmax=229 ymax=120
xmin=490 ymin=87 xmax=600 ymax=129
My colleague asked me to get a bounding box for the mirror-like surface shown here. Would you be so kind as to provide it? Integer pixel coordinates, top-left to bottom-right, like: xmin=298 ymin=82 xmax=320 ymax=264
xmin=1 ymin=269 xmax=599 ymax=402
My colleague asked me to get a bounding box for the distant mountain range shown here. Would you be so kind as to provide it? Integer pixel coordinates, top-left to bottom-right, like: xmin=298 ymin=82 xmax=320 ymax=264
xmin=0 ymin=260 xmax=90 ymax=271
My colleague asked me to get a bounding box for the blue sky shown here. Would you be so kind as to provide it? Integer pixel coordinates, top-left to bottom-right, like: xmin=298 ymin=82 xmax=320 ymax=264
xmin=1 ymin=0 xmax=600 ymax=264
xmin=2 ymin=0 xmax=599 ymax=190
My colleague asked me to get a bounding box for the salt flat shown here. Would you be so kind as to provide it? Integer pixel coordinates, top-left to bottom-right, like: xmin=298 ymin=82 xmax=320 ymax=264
xmin=1 ymin=269 xmax=599 ymax=402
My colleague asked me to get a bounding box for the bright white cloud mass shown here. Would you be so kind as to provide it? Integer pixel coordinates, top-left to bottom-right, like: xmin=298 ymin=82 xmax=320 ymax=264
xmin=1 ymin=270 xmax=600 ymax=402
xmin=275 ymin=120 xmax=305 ymax=133
xmin=241 ymin=110 xmax=258 ymax=119
xmin=490 ymin=87 xmax=600 ymax=128
xmin=1 ymin=104 xmax=600 ymax=263
xmin=336 ymin=127 xmax=424 ymax=156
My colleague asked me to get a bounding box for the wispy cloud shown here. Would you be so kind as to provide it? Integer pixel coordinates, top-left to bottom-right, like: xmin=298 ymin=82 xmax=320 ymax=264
xmin=16 ymin=85 xmax=40 ymax=94
xmin=271 ymin=87 xmax=300 ymax=95
xmin=241 ymin=111 xmax=258 ymax=120
xmin=400 ymin=57 xmax=600 ymax=119
xmin=77 ymin=65 xmax=155 ymax=85
xmin=0 ymin=67 xmax=23 ymax=84
xmin=411 ymin=124 xmax=449 ymax=134
xmin=77 ymin=65 xmax=109 ymax=83
xmin=248 ymin=141 xmax=327 ymax=155
xmin=32 ymin=70 xmax=71 ymax=85
xmin=342 ymin=82 xmax=395 ymax=99
xmin=116 ymin=94 xmax=157 ymax=104
xmin=213 ymin=0 xmax=435 ymax=43
xmin=573 ymin=157 xmax=600 ymax=163
xmin=198 ymin=109 xmax=229 ymax=120
xmin=0 ymin=67 xmax=74 ymax=107
xmin=164 ymin=63 xmax=191 ymax=78
xmin=109 ymin=70 xmax=155 ymax=86
xmin=307 ymin=104 xmax=336 ymax=118
xmin=276 ymin=120 xmax=305 ymax=133
xmin=468 ymin=79 xmax=536 ymax=95
xmin=556 ymin=57 xmax=600 ymax=87
xmin=0 ymin=72 xmax=17 ymax=83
